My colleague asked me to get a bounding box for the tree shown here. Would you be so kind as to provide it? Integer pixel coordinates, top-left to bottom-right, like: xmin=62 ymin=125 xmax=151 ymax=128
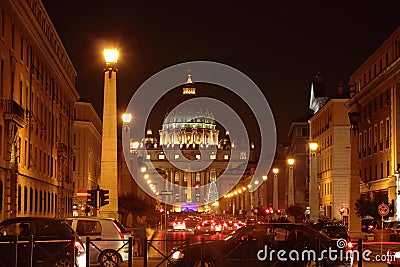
xmin=286 ymin=204 xmax=305 ymax=222
xmin=355 ymin=194 xmax=391 ymax=229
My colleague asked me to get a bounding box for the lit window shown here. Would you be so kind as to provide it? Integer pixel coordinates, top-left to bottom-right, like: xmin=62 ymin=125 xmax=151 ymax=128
xmin=175 ymin=154 xmax=179 ymax=159
xmin=158 ymin=154 xmax=165 ymax=160
xmin=210 ymin=154 xmax=216 ymax=160
xmin=240 ymin=152 xmax=247 ymax=159
xmin=195 ymin=154 xmax=201 ymax=159
xmin=224 ymin=154 xmax=229 ymax=160
xmin=146 ymin=154 xmax=151 ymax=160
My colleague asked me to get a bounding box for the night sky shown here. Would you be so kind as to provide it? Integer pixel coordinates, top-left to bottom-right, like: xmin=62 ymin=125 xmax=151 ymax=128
xmin=41 ymin=1 xmax=399 ymax=143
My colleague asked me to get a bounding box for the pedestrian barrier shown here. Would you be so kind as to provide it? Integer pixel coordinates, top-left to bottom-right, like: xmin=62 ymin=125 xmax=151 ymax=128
xmin=0 ymin=235 xmax=79 ymax=267
xmin=144 ymin=236 xmax=189 ymax=267
xmin=85 ymin=236 xmax=134 ymax=267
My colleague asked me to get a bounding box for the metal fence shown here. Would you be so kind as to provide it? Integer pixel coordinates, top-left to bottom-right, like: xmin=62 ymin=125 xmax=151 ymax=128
xmin=143 ymin=237 xmax=362 ymax=267
xmin=0 ymin=235 xmax=79 ymax=267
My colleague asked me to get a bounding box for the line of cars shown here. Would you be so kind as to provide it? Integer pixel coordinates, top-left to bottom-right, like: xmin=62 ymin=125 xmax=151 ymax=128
xmin=0 ymin=216 xmax=132 ymax=267
xmin=170 ymin=216 xmax=245 ymax=235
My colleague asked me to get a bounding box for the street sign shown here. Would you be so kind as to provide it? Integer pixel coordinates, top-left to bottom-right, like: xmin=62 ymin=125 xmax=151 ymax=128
xmin=160 ymin=190 xmax=173 ymax=196
xmin=76 ymin=188 xmax=87 ymax=201
xmin=378 ymin=203 xmax=389 ymax=216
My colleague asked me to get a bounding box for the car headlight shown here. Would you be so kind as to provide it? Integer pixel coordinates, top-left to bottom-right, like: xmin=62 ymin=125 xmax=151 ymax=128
xmin=394 ymin=251 xmax=400 ymax=258
xmin=171 ymin=250 xmax=185 ymax=260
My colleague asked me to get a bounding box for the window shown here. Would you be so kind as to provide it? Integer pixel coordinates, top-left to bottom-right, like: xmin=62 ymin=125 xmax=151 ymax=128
xmin=72 ymin=155 xmax=76 ymax=171
xmin=17 ymin=185 xmax=21 ymax=212
xmin=379 ymin=121 xmax=384 ymax=151
xmin=240 ymin=152 xmax=247 ymax=159
xmin=195 ymin=154 xmax=200 ymax=159
xmin=174 ymin=173 xmax=179 ymax=183
xmin=386 ymin=118 xmax=390 ymax=149
xmin=76 ymin=220 xmax=102 ymax=236
xmin=39 ymin=190 xmax=42 ymax=212
xmin=195 ymin=172 xmax=200 ymax=182
xmin=386 ymin=89 xmax=390 ymax=105
xmin=209 ymin=154 xmax=216 ymax=160
xmin=381 ymin=162 xmax=384 ymax=179
xmin=11 ymin=25 xmax=15 ymax=49
xmin=158 ymin=154 xmax=165 ymax=160
xmin=1 ymin=9 xmax=4 ymax=38
xmin=387 ymin=161 xmax=390 ymax=178
xmin=0 ymin=222 xmax=31 ymax=236
xmin=146 ymin=154 xmax=150 ymax=160
xmin=29 ymin=188 xmax=33 ymax=212
xmin=34 ymin=189 xmax=38 ymax=212
xmin=43 ymin=191 xmax=46 ymax=212
xmin=224 ymin=154 xmax=229 ymax=160
xmin=24 ymin=186 xmax=27 ymax=212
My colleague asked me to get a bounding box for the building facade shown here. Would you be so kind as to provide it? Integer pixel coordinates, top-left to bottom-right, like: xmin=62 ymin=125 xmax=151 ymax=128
xmin=0 ymin=0 xmax=79 ymax=220
xmin=287 ymin=121 xmax=309 ymax=208
xmin=309 ymin=98 xmax=351 ymax=221
xmin=72 ymin=100 xmax=101 ymax=212
xmin=126 ymin=76 xmax=256 ymax=214
xmin=347 ymin=27 xmax=400 ymax=217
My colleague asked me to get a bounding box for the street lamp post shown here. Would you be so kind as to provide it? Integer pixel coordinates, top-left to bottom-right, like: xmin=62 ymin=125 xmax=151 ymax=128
xmin=99 ymin=48 xmax=119 ymax=219
xmin=262 ymin=175 xmax=268 ymax=208
xmin=348 ymin=111 xmax=362 ymax=235
xmin=309 ymin=142 xmax=319 ymax=222
xmin=287 ymin=158 xmax=295 ymax=207
xmin=272 ymin=168 xmax=279 ymax=211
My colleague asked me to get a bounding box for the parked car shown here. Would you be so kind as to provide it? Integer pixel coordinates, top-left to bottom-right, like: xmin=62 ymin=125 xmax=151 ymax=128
xmin=194 ymin=221 xmax=216 ymax=235
xmin=0 ymin=217 xmax=86 ymax=267
xmin=66 ymin=217 xmax=130 ymax=266
xmin=169 ymin=223 xmax=353 ymax=267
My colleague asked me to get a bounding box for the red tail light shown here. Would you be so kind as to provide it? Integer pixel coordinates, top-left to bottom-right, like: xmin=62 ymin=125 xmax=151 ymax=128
xmin=74 ymin=241 xmax=85 ymax=253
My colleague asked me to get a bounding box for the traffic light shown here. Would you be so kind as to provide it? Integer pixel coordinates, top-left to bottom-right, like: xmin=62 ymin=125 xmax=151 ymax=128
xmin=87 ymin=189 xmax=97 ymax=207
xmin=99 ymin=189 xmax=110 ymax=207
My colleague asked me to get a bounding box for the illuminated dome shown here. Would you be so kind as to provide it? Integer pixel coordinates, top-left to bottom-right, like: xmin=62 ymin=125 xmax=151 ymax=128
xmin=159 ymin=73 xmax=219 ymax=147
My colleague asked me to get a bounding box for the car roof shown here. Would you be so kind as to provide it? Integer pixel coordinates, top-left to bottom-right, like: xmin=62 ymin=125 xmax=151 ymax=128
xmin=0 ymin=217 xmax=64 ymax=225
xmin=65 ymin=216 xmax=115 ymax=221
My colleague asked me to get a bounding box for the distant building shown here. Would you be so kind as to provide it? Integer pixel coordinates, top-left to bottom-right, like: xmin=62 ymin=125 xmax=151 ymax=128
xmin=0 ymin=0 xmax=79 ymax=220
xmin=126 ymin=74 xmax=256 ymax=214
xmin=309 ymin=73 xmax=329 ymax=114
xmin=287 ymin=121 xmax=309 ymax=208
xmin=347 ymin=27 xmax=400 ymax=213
xmin=72 ymin=100 xmax=102 ymax=213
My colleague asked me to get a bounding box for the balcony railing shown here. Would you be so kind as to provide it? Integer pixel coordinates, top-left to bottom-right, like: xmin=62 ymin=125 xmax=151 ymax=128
xmin=4 ymin=100 xmax=25 ymax=127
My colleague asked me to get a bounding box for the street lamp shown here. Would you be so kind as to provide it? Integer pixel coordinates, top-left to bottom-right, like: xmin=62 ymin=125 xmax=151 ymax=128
xmin=348 ymin=110 xmax=362 ymax=235
xmin=287 ymin=158 xmax=295 ymax=208
xmin=262 ymin=175 xmax=268 ymax=208
xmin=309 ymin=142 xmax=319 ymax=222
xmin=99 ymin=47 xmax=120 ymax=219
xmin=272 ymin=168 xmax=279 ymax=211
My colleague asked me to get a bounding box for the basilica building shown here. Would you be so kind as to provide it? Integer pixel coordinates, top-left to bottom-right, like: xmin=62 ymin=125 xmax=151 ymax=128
xmin=127 ymin=75 xmax=257 ymax=213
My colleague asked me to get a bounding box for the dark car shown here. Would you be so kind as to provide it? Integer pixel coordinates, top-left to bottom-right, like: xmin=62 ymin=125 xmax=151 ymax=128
xmin=194 ymin=221 xmax=216 ymax=235
xmin=169 ymin=223 xmax=353 ymax=267
xmin=0 ymin=217 xmax=86 ymax=267
xmin=320 ymin=225 xmax=350 ymax=241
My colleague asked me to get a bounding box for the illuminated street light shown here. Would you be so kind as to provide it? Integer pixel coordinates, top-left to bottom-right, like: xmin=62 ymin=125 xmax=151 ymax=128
xmin=103 ymin=48 xmax=119 ymax=64
xmin=122 ymin=113 xmax=132 ymax=123
xmin=262 ymin=175 xmax=268 ymax=181
xmin=309 ymin=142 xmax=319 ymax=222
xmin=254 ymin=180 xmax=259 ymax=185
xmin=141 ymin=166 xmax=147 ymax=173
xmin=272 ymin=168 xmax=279 ymax=210
xmin=287 ymin=158 xmax=295 ymax=208
xmin=144 ymin=174 xmax=149 ymax=179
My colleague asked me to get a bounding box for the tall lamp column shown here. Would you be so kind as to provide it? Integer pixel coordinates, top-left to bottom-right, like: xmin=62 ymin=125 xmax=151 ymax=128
xmin=309 ymin=142 xmax=319 ymax=222
xmin=272 ymin=168 xmax=279 ymax=211
xmin=99 ymin=48 xmax=119 ymax=219
xmin=287 ymin=158 xmax=295 ymax=207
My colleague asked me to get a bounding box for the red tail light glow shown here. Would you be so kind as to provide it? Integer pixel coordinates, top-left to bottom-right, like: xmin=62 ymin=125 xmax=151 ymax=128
xmin=74 ymin=241 xmax=85 ymax=253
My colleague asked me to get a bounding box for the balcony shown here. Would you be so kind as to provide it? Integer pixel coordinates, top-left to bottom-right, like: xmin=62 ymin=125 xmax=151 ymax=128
xmin=4 ymin=100 xmax=25 ymax=127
